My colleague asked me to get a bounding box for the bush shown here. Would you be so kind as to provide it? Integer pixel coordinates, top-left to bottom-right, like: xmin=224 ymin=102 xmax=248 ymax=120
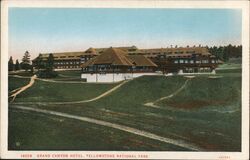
xmin=36 ymin=69 xmax=58 ymax=78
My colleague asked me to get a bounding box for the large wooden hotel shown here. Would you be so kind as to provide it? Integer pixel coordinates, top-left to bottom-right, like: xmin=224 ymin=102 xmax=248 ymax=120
xmin=33 ymin=45 xmax=221 ymax=82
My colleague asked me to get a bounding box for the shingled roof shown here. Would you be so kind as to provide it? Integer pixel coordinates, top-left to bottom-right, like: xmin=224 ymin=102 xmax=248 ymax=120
xmin=84 ymin=46 xmax=138 ymax=55
xmin=81 ymin=47 xmax=133 ymax=67
xmin=126 ymin=55 xmax=157 ymax=67
xmin=33 ymin=51 xmax=96 ymax=61
xmin=130 ymin=47 xmax=211 ymax=56
xmin=81 ymin=47 xmax=157 ymax=68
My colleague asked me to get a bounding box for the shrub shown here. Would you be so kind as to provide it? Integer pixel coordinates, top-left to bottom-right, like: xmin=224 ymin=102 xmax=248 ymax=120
xmin=36 ymin=69 xmax=58 ymax=78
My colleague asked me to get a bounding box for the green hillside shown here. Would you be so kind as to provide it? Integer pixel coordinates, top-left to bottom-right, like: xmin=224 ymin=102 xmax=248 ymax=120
xmin=9 ymin=69 xmax=242 ymax=151
xmin=35 ymin=72 xmax=241 ymax=151
xmin=13 ymin=80 xmax=118 ymax=102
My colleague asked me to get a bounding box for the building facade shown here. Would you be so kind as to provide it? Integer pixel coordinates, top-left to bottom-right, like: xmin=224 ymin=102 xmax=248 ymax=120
xmin=33 ymin=45 xmax=221 ymax=76
xmin=81 ymin=47 xmax=158 ymax=82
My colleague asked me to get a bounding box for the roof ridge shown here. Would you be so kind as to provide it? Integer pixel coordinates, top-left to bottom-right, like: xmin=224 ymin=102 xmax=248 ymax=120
xmin=110 ymin=48 xmax=133 ymax=66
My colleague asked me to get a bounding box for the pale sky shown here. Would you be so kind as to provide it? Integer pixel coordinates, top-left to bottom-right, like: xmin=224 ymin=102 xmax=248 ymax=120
xmin=9 ymin=8 xmax=242 ymax=61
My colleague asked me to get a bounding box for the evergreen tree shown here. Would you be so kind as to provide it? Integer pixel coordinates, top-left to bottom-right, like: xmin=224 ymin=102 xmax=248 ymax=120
xmin=208 ymin=44 xmax=242 ymax=62
xmin=15 ymin=59 xmax=20 ymax=71
xmin=35 ymin=53 xmax=45 ymax=70
xmin=21 ymin=51 xmax=31 ymax=71
xmin=8 ymin=56 xmax=14 ymax=71
xmin=47 ymin=53 xmax=54 ymax=71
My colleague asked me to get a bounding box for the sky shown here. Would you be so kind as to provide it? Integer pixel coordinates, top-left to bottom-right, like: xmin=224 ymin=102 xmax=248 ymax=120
xmin=9 ymin=8 xmax=242 ymax=61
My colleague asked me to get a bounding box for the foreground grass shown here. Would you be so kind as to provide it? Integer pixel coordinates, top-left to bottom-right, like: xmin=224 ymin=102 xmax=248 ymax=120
xmin=8 ymin=76 xmax=30 ymax=93
xmin=9 ymin=108 xmax=186 ymax=151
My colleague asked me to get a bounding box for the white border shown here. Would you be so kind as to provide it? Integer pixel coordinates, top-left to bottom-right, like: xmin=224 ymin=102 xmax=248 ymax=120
xmin=1 ymin=1 xmax=249 ymax=159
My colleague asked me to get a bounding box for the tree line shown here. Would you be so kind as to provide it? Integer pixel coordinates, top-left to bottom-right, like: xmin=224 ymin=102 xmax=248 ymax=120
xmin=207 ymin=44 xmax=242 ymax=62
xmin=8 ymin=51 xmax=31 ymax=72
xmin=8 ymin=51 xmax=57 ymax=78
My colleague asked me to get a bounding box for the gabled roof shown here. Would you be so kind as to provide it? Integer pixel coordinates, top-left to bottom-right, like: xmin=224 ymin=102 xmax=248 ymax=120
xmin=84 ymin=46 xmax=138 ymax=55
xmin=81 ymin=48 xmax=157 ymax=68
xmin=126 ymin=55 xmax=157 ymax=67
xmin=33 ymin=51 xmax=95 ymax=61
xmin=81 ymin=47 xmax=133 ymax=67
xmin=130 ymin=47 xmax=211 ymax=56
xmin=84 ymin=47 xmax=98 ymax=55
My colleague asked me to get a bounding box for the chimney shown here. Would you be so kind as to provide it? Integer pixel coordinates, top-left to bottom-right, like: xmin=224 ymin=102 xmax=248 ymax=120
xmin=175 ymin=45 xmax=178 ymax=48
xmin=170 ymin=45 xmax=173 ymax=48
xmin=187 ymin=45 xmax=189 ymax=48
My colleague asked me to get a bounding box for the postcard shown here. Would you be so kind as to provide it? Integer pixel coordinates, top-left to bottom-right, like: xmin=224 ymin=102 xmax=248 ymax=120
xmin=1 ymin=0 xmax=249 ymax=159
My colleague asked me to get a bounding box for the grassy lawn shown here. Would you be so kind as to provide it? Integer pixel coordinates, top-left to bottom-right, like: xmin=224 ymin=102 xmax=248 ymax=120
xmin=57 ymin=70 xmax=81 ymax=78
xmin=8 ymin=76 xmax=30 ymax=93
xmin=157 ymin=76 xmax=241 ymax=109
xmin=9 ymin=108 xmax=186 ymax=151
xmin=8 ymin=71 xmax=34 ymax=77
xmin=13 ymin=80 xmax=118 ymax=102
xmin=8 ymin=69 xmax=242 ymax=151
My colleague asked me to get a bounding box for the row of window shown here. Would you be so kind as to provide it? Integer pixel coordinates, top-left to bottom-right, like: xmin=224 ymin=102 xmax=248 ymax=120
xmin=54 ymin=61 xmax=80 ymax=65
xmin=130 ymin=51 xmax=197 ymax=55
xmin=54 ymin=55 xmax=81 ymax=59
xmin=174 ymin=59 xmax=217 ymax=64
xmin=80 ymin=57 xmax=91 ymax=61
xmin=183 ymin=67 xmax=212 ymax=73
xmin=56 ymin=66 xmax=80 ymax=69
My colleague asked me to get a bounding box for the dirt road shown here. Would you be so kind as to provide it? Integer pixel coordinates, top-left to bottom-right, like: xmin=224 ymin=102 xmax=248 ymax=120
xmin=13 ymin=80 xmax=128 ymax=105
xmin=9 ymin=75 xmax=37 ymax=102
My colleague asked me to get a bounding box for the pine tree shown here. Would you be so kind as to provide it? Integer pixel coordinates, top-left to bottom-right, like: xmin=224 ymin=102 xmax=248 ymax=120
xmin=35 ymin=53 xmax=45 ymax=70
xmin=15 ymin=59 xmax=20 ymax=71
xmin=21 ymin=51 xmax=31 ymax=71
xmin=47 ymin=53 xmax=54 ymax=71
xmin=8 ymin=56 xmax=14 ymax=71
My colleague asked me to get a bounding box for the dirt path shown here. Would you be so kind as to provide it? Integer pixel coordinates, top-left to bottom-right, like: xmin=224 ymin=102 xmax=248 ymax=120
xmin=9 ymin=75 xmax=31 ymax=79
xmin=13 ymin=80 xmax=128 ymax=105
xmin=36 ymin=78 xmax=86 ymax=84
xmin=9 ymin=75 xmax=37 ymax=103
xmin=11 ymin=105 xmax=203 ymax=151
xmin=144 ymin=77 xmax=193 ymax=108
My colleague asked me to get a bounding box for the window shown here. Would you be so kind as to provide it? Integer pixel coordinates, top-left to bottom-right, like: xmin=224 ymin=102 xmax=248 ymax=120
xmin=179 ymin=59 xmax=184 ymax=63
xmin=160 ymin=55 xmax=165 ymax=59
xmin=185 ymin=60 xmax=189 ymax=63
xmin=190 ymin=60 xmax=194 ymax=64
xmin=186 ymin=51 xmax=195 ymax=54
xmin=202 ymin=60 xmax=209 ymax=63
xmin=196 ymin=60 xmax=201 ymax=64
xmin=174 ymin=60 xmax=179 ymax=64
